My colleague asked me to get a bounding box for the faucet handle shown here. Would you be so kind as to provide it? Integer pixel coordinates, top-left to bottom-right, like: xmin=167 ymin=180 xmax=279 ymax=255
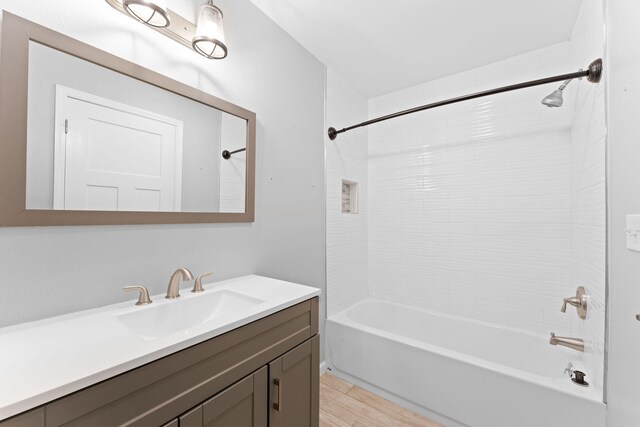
xmin=560 ymin=286 xmax=588 ymax=319
xmin=561 ymin=297 xmax=580 ymax=312
xmin=123 ymin=286 xmax=152 ymax=306
xmin=192 ymin=272 xmax=213 ymax=293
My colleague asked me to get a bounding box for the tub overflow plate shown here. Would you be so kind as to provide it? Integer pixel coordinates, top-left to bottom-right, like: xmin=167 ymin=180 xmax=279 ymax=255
xmin=571 ymin=370 xmax=589 ymax=387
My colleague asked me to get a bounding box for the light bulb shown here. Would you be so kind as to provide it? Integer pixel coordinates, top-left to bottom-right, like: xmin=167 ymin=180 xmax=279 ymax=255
xmin=123 ymin=0 xmax=170 ymax=28
xmin=192 ymin=3 xmax=227 ymax=59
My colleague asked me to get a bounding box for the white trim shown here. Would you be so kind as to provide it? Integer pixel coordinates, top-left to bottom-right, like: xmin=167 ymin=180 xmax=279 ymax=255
xmin=53 ymin=85 xmax=184 ymax=210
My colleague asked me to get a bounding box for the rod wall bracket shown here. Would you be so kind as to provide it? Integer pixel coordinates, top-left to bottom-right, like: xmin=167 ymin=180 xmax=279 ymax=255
xmin=587 ymin=58 xmax=603 ymax=83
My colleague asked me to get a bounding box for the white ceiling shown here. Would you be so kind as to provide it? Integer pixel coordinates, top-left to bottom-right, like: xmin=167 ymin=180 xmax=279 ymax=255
xmin=249 ymin=0 xmax=584 ymax=98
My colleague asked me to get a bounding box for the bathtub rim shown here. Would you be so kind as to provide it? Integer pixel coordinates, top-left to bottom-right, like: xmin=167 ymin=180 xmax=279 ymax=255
xmin=326 ymin=297 xmax=605 ymax=405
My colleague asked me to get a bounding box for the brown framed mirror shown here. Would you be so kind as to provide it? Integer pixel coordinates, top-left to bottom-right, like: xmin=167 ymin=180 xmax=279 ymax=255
xmin=0 ymin=12 xmax=255 ymax=226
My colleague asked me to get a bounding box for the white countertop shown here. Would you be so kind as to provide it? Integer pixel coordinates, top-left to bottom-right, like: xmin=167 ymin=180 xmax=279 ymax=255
xmin=0 ymin=275 xmax=320 ymax=420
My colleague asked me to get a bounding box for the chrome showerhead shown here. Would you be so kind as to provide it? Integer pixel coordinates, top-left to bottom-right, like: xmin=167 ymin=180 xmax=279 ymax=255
xmin=541 ymin=74 xmax=580 ymax=108
xmin=542 ymin=88 xmax=564 ymax=107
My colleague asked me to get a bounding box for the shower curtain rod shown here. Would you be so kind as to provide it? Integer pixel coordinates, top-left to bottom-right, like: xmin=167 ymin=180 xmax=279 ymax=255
xmin=327 ymin=58 xmax=603 ymax=141
xmin=222 ymin=147 xmax=246 ymax=159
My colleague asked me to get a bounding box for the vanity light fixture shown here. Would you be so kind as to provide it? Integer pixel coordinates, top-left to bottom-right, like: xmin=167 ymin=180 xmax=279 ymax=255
xmin=105 ymin=0 xmax=228 ymax=59
xmin=192 ymin=1 xmax=227 ymax=59
xmin=123 ymin=0 xmax=170 ymax=28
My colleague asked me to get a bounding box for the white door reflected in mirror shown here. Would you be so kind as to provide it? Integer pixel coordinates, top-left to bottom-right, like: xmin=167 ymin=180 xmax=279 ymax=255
xmin=55 ymin=86 xmax=183 ymax=212
xmin=26 ymin=41 xmax=247 ymax=214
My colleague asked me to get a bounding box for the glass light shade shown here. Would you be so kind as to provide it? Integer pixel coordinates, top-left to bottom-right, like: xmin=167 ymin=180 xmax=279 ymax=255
xmin=123 ymin=0 xmax=170 ymax=28
xmin=192 ymin=3 xmax=227 ymax=59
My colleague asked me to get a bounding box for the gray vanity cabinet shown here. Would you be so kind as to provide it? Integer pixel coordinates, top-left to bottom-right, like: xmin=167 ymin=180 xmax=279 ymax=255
xmin=0 ymin=298 xmax=319 ymax=427
xmin=269 ymin=337 xmax=319 ymax=427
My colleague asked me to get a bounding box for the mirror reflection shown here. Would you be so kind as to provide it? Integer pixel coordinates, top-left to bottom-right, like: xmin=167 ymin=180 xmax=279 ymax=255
xmin=26 ymin=41 xmax=246 ymax=214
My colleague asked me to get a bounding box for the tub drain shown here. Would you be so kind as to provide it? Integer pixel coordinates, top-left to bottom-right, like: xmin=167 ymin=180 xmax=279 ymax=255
xmin=571 ymin=370 xmax=589 ymax=387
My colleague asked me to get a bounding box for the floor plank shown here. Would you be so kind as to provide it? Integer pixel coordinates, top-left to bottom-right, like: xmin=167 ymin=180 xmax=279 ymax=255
xmin=320 ymin=409 xmax=351 ymax=427
xmin=320 ymin=372 xmax=354 ymax=393
xmin=320 ymin=382 xmax=406 ymax=427
xmin=319 ymin=374 xmax=443 ymax=427
xmin=347 ymin=385 xmax=444 ymax=427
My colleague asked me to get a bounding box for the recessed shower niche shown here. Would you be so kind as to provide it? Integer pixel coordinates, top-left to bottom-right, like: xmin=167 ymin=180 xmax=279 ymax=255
xmin=341 ymin=180 xmax=358 ymax=214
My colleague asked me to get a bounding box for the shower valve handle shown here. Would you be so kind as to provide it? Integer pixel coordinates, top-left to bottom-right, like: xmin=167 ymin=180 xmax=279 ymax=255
xmin=560 ymin=286 xmax=588 ymax=320
xmin=561 ymin=297 xmax=581 ymax=312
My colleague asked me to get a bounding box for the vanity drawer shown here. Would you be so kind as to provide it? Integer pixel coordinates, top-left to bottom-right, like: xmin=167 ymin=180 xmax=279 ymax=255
xmin=1 ymin=297 xmax=318 ymax=427
xmin=0 ymin=409 xmax=44 ymax=427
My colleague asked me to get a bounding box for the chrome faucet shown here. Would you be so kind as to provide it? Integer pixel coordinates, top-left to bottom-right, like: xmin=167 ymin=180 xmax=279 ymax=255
xmin=165 ymin=268 xmax=194 ymax=299
xmin=564 ymin=362 xmax=574 ymax=377
xmin=549 ymin=332 xmax=584 ymax=352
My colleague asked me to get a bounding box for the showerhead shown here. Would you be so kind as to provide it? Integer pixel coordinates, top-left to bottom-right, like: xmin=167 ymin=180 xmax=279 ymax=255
xmin=541 ymin=76 xmax=577 ymax=108
xmin=542 ymin=89 xmax=564 ymax=107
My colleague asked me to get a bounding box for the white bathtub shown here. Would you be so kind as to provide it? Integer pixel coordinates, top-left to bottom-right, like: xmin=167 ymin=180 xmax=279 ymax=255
xmin=326 ymin=298 xmax=605 ymax=427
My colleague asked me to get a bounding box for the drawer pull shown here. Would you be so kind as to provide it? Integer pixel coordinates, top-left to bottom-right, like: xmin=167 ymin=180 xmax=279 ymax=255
xmin=273 ymin=378 xmax=282 ymax=411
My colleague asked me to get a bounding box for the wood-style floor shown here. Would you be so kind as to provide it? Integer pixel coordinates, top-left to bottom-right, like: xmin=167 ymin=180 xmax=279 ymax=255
xmin=319 ymin=373 xmax=444 ymax=427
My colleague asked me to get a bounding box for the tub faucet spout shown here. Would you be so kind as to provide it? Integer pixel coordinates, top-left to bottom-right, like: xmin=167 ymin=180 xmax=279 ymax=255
xmin=549 ymin=332 xmax=584 ymax=352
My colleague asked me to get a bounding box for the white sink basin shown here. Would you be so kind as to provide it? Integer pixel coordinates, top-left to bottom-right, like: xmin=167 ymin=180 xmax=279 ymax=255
xmin=117 ymin=289 xmax=264 ymax=340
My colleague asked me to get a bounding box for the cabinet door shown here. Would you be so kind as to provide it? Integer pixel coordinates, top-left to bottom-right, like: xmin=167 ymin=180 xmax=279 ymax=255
xmin=178 ymin=405 xmax=202 ymax=427
xmin=180 ymin=367 xmax=268 ymax=427
xmin=269 ymin=336 xmax=319 ymax=427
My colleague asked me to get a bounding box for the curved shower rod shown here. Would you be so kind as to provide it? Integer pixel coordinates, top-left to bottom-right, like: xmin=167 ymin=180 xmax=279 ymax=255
xmin=327 ymin=58 xmax=603 ymax=141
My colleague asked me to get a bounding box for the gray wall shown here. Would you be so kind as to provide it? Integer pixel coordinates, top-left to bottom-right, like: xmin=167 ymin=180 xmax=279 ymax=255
xmin=605 ymin=0 xmax=640 ymax=424
xmin=26 ymin=41 xmax=224 ymax=213
xmin=0 ymin=0 xmax=326 ymax=359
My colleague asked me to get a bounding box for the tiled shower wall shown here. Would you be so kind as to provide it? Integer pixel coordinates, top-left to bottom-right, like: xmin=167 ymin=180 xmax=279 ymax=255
xmin=326 ymin=68 xmax=369 ymax=316
xmin=569 ymin=0 xmax=606 ymax=398
xmin=363 ymin=11 xmax=606 ymax=397
xmin=325 ymin=0 xmax=605 ymax=398
xmin=368 ymin=42 xmax=576 ymax=334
